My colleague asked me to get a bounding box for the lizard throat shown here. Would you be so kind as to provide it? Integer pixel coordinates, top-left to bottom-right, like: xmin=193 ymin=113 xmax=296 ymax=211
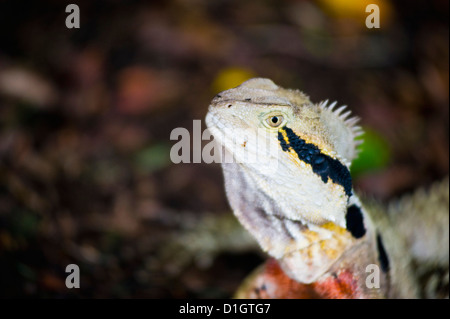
xmin=277 ymin=126 xmax=353 ymax=198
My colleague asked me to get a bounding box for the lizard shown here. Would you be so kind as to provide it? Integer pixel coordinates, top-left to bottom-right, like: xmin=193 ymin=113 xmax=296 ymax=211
xmin=205 ymin=78 xmax=449 ymax=298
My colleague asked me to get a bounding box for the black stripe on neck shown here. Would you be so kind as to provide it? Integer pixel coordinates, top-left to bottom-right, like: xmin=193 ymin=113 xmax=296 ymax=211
xmin=278 ymin=126 xmax=353 ymax=197
xmin=376 ymin=233 xmax=390 ymax=273
xmin=346 ymin=204 xmax=366 ymax=238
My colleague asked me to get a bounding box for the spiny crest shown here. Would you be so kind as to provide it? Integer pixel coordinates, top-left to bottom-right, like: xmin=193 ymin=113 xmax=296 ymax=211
xmin=318 ymin=100 xmax=364 ymax=164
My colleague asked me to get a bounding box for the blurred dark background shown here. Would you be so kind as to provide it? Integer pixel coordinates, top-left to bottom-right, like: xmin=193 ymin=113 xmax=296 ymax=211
xmin=0 ymin=0 xmax=448 ymax=298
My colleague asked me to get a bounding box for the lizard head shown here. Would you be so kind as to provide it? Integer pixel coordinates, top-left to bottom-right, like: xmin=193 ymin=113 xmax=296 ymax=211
xmin=205 ymin=78 xmax=367 ymax=282
xmin=206 ymin=78 xmax=363 ymax=226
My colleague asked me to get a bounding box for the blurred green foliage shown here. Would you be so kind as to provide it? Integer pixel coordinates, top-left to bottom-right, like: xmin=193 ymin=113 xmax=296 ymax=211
xmin=351 ymin=128 xmax=391 ymax=177
xmin=133 ymin=143 xmax=172 ymax=173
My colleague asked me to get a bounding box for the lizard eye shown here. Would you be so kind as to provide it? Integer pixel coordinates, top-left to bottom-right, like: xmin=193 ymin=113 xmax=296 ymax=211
xmin=266 ymin=115 xmax=284 ymax=128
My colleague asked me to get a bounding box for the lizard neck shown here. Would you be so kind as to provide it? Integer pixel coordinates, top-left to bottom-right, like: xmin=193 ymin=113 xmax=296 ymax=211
xmin=223 ymin=161 xmax=388 ymax=288
xmin=278 ymin=192 xmax=386 ymax=285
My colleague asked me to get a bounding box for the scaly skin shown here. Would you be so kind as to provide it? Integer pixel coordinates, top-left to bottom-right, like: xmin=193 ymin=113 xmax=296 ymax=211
xmin=205 ymin=78 xmax=447 ymax=298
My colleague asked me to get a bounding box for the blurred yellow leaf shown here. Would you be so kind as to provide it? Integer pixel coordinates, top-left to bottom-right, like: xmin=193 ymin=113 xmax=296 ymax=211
xmin=317 ymin=0 xmax=393 ymax=27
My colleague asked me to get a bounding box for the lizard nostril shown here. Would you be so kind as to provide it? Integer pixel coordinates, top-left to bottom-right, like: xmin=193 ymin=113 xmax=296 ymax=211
xmin=228 ymin=104 xmax=232 ymax=108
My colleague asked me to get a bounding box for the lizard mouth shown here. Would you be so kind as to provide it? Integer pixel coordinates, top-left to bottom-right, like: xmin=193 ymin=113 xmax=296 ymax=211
xmin=205 ymin=111 xmax=253 ymax=151
xmin=204 ymin=111 xmax=232 ymax=149
xmin=206 ymin=110 xmax=283 ymax=169
xmin=205 ymin=107 xmax=249 ymax=131
xmin=204 ymin=110 xmax=222 ymax=133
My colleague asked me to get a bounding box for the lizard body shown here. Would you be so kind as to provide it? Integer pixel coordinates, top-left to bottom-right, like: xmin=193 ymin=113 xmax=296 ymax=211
xmin=205 ymin=78 xmax=448 ymax=298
